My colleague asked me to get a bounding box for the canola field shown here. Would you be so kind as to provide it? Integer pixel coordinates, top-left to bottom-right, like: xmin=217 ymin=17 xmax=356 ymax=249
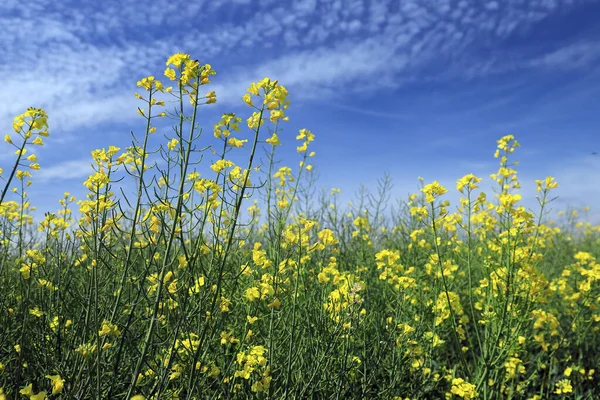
xmin=1 ymin=53 xmax=599 ymax=399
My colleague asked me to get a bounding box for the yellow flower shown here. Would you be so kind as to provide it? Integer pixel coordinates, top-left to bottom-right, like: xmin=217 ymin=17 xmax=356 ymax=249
xmin=296 ymin=129 xmax=314 ymax=142
xmin=247 ymin=112 xmax=264 ymax=130
xmin=164 ymin=68 xmax=177 ymax=80
xmin=32 ymin=136 xmax=44 ymax=145
xmin=198 ymin=63 xmax=215 ymax=85
xmin=228 ymin=137 xmax=248 ymax=148
xmin=535 ymin=176 xmax=559 ymax=192
xmin=29 ymin=307 xmax=44 ymax=317
xmin=4 ymin=134 xmax=12 ymax=144
xmin=178 ymin=255 xmax=188 ymax=269
xmin=247 ymin=82 xmax=260 ymax=96
xmin=246 ymin=287 xmax=260 ymax=302
xmin=456 ymin=173 xmax=482 ymax=193
xmin=317 ymin=229 xmax=338 ymax=246
xmin=205 ymin=90 xmax=217 ymax=104
xmin=554 ymin=379 xmax=573 ymax=394
xmin=220 ymin=297 xmax=232 ymax=313
xmin=265 ymin=133 xmax=280 ymax=146
xmin=243 ymin=93 xmax=254 ymax=107
xmin=20 ymin=384 xmax=34 ymax=397
xmin=46 ymin=375 xmax=65 ymax=394
xmin=137 ymin=76 xmax=156 ymax=91
xmin=166 ymin=53 xmax=191 ymax=68
xmin=210 ymin=159 xmax=234 ymax=174
xmin=131 ymin=396 xmax=145 ymax=400
xmin=188 ymin=277 xmax=205 ymax=295
xmin=297 ymin=142 xmax=308 ymax=154
xmin=451 ymin=377 xmax=478 ymax=399
xmin=421 ymin=181 xmax=447 ymax=203
xmin=268 ymin=298 xmax=281 ymax=308
xmin=167 ymin=138 xmax=179 ymax=151
xmin=269 ymin=109 xmax=285 ymax=123
xmin=98 ymin=320 xmax=121 ymax=337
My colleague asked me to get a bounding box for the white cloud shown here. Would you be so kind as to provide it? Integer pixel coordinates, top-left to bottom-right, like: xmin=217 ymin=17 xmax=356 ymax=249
xmin=293 ymin=0 xmax=317 ymax=14
xmin=35 ymin=159 xmax=94 ymax=180
xmin=529 ymin=41 xmax=600 ymax=69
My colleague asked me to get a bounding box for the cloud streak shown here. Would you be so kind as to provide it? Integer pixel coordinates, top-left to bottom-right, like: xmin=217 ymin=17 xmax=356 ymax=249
xmin=35 ymin=159 xmax=94 ymax=181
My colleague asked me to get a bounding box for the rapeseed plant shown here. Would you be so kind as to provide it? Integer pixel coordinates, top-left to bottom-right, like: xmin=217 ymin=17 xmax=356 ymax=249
xmin=1 ymin=53 xmax=600 ymax=400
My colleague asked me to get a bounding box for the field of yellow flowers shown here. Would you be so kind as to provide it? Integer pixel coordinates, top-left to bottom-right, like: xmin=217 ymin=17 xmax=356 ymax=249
xmin=1 ymin=53 xmax=599 ymax=400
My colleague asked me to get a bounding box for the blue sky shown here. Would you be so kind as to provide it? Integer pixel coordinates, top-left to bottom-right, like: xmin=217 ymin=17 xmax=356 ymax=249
xmin=1 ymin=0 xmax=600 ymax=222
